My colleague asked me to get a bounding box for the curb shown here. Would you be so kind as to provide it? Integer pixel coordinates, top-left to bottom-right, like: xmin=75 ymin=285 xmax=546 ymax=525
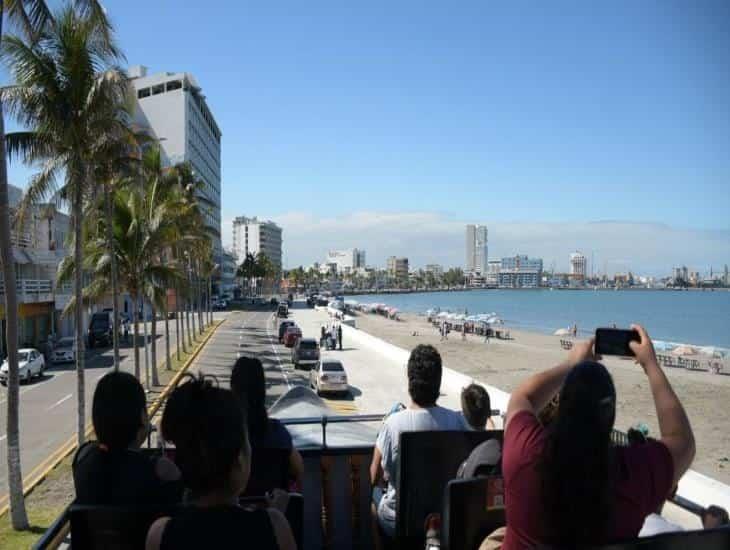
xmin=0 ymin=319 xmax=224 ymax=520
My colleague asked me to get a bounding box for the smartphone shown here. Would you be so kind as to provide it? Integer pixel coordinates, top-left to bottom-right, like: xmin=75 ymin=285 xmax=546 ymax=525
xmin=595 ymin=328 xmax=640 ymax=356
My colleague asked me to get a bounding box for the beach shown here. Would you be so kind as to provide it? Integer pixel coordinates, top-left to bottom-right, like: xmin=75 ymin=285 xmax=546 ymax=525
xmin=350 ymin=310 xmax=730 ymax=485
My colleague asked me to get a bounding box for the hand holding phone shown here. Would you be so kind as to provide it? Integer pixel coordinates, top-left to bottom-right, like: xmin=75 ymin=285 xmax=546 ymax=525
xmin=595 ymin=327 xmax=640 ymax=357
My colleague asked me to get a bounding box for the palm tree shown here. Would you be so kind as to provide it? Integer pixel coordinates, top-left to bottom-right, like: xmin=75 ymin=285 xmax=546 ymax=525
xmin=2 ymin=4 xmax=125 ymax=446
xmin=237 ymin=252 xmax=257 ymax=297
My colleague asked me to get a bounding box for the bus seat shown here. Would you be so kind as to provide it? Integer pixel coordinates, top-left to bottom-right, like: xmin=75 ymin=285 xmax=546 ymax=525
xmin=441 ymin=476 xmax=506 ymax=550
xmin=396 ymin=430 xmax=503 ymax=549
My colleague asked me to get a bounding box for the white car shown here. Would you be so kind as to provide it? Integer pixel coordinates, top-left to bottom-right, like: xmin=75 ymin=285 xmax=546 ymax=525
xmin=51 ymin=337 xmax=76 ymax=364
xmin=0 ymin=348 xmax=45 ymax=385
xmin=309 ymin=359 xmax=348 ymax=396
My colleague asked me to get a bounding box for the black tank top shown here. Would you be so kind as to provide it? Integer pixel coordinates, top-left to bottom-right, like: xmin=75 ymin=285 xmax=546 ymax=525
xmin=160 ymin=506 xmax=278 ymax=550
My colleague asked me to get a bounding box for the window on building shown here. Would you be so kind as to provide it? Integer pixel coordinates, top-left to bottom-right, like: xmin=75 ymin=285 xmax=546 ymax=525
xmin=166 ymin=80 xmax=182 ymax=92
xmin=152 ymin=84 xmax=164 ymax=95
xmin=137 ymin=88 xmax=151 ymax=99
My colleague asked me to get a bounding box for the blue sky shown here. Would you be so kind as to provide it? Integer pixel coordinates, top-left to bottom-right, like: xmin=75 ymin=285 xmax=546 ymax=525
xmin=5 ymin=1 xmax=730 ymax=273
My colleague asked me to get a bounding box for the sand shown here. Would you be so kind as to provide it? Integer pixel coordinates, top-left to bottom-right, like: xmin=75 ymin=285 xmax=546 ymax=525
xmin=351 ymin=311 xmax=730 ymax=485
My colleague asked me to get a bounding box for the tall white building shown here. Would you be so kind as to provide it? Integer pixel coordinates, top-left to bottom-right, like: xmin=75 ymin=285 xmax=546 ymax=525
xmin=325 ymin=249 xmax=366 ymax=274
xmin=232 ymin=217 xmax=283 ymax=271
xmin=130 ymin=66 xmax=222 ymax=264
xmin=570 ymin=252 xmax=587 ymax=279
xmin=465 ymin=224 xmax=488 ymax=275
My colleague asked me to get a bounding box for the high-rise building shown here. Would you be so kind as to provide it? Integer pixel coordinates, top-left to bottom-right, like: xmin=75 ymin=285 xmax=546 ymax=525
xmin=498 ymin=255 xmax=543 ymax=288
xmin=570 ymin=252 xmax=587 ymax=280
xmin=232 ymin=217 xmax=283 ymax=272
xmin=485 ymin=260 xmax=501 ymax=286
xmin=387 ymin=257 xmax=409 ymax=280
xmin=130 ymin=66 xmax=222 ymax=265
xmin=325 ymin=249 xmax=366 ymax=274
xmin=465 ymin=224 xmax=488 ymax=275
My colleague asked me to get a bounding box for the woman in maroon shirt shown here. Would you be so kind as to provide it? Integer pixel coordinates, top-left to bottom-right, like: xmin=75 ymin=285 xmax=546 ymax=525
xmin=502 ymin=325 xmax=695 ymax=549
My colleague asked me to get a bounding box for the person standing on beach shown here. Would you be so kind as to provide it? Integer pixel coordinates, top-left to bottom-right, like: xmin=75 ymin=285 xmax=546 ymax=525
xmin=572 ymin=323 xmax=578 ymax=337
xmin=462 ymin=323 xmax=466 ymax=341
xmin=337 ymin=324 xmax=343 ymax=351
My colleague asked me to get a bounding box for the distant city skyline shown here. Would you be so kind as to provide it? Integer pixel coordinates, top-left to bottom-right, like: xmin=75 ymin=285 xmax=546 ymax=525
xmin=218 ymin=211 xmax=729 ymax=277
xmin=5 ymin=1 xmax=729 ymax=275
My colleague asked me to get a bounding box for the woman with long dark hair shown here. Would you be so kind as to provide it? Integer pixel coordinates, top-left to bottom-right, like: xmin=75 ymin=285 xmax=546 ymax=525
xmin=230 ymin=357 xmax=304 ymax=488
xmin=502 ymin=325 xmax=695 ymax=548
xmin=146 ymin=374 xmax=295 ymax=550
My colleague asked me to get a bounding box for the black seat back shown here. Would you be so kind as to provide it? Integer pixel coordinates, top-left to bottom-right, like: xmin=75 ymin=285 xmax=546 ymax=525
xmin=239 ymin=493 xmax=304 ymax=550
xmin=69 ymin=504 xmax=172 ymax=550
xmin=441 ymin=477 xmax=506 ymax=550
xmin=242 ymin=447 xmax=290 ymax=497
xmin=595 ymin=525 xmax=730 ymax=550
xmin=396 ymin=430 xmax=503 ymax=549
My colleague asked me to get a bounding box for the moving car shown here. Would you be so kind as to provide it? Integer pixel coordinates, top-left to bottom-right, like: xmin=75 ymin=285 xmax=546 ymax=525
xmin=278 ymin=320 xmax=296 ymax=343
xmin=309 ymin=359 xmax=348 ymax=396
xmin=51 ymin=337 xmax=76 ymax=364
xmin=0 ymin=348 xmax=45 ymax=385
xmin=87 ymin=311 xmax=114 ymax=348
xmin=283 ymin=326 xmax=302 ymax=348
xmin=291 ymin=338 xmax=320 ymax=369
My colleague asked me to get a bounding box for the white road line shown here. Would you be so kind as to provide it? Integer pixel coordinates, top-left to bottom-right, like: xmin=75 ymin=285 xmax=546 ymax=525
xmin=0 ymin=371 xmax=69 ymax=406
xmin=265 ymin=314 xmax=291 ymax=389
xmin=45 ymin=393 xmax=72 ymax=412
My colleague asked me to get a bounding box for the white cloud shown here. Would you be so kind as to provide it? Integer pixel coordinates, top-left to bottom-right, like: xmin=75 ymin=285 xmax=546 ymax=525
xmin=224 ymin=210 xmax=730 ymax=276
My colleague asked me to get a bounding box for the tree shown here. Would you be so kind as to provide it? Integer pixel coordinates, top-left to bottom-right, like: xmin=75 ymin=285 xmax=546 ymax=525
xmin=237 ymin=252 xmax=257 ymax=297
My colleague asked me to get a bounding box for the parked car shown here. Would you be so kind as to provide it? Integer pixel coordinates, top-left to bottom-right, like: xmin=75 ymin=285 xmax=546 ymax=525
xmin=0 ymin=348 xmax=45 ymax=385
xmin=51 ymin=337 xmax=76 ymax=364
xmin=291 ymin=338 xmax=320 ymax=369
xmin=278 ymin=320 xmax=296 ymax=343
xmin=309 ymin=359 xmax=348 ymax=396
xmin=87 ymin=311 xmax=114 ymax=348
xmin=283 ymin=326 xmax=302 ymax=348
xmin=277 ymin=303 xmax=289 ymax=318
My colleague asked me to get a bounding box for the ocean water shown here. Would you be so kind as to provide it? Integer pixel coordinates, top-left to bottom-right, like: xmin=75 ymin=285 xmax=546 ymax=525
xmin=348 ymin=289 xmax=730 ymax=348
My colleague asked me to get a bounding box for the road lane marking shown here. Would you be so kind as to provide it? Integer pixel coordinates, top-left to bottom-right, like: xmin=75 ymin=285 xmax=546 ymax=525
xmin=0 ymin=371 xmax=69 ymax=405
xmin=46 ymin=393 xmax=72 ymax=411
xmin=265 ymin=315 xmax=292 ymax=389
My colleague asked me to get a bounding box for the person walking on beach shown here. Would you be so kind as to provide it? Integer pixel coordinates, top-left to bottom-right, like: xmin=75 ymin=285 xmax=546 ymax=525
xmin=337 ymin=324 xmax=343 ymax=351
xmin=462 ymin=323 xmax=466 ymax=341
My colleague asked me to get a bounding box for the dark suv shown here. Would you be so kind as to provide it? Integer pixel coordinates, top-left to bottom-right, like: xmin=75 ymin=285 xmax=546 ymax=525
xmin=278 ymin=320 xmax=296 ymax=343
xmin=88 ymin=312 xmax=113 ymax=348
xmin=291 ymin=338 xmax=320 ymax=369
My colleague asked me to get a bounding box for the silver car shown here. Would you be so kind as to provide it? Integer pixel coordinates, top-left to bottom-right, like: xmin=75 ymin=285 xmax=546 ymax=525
xmin=0 ymin=348 xmax=45 ymax=385
xmin=309 ymin=359 xmax=348 ymax=396
xmin=51 ymin=337 xmax=76 ymax=364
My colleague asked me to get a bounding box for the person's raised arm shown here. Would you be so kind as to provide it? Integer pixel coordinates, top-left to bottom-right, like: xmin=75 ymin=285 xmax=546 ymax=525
xmin=504 ymin=339 xmax=597 ymax=432
xmin=629 ymin=324 xmax=695 ymax=488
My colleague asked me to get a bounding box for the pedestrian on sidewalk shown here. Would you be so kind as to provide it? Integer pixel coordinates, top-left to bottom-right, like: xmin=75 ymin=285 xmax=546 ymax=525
xmin=337 ymin=324 xmax=343 ymax=351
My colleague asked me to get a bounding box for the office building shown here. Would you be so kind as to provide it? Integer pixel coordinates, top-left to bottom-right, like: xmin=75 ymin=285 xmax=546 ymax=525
xmin=130 ymin=66 xmax=222 ymax=265
xmin=232 ymin=216 xmax=283 ymax=271
xmin=570 ymin=252 xmax=587 ymax=281
xmin=219 ymin=251 xmax=237 ymax=297
xmin=672 ymin=266 xmax=689 ymax=285
xmin=485 ymin=260 xmax=501 ymax=286
xmin=465 ymin=224 xmax=488 ymax=275
xmin=498 ymin=255 xmax=543 ymax=288
xmin=387 ymin=257 xmax=409 ymax=280
xmin=425 ymin=264 xmax=443 ymax=278
xmin=325 ymin=248 xmax=366 ymax=274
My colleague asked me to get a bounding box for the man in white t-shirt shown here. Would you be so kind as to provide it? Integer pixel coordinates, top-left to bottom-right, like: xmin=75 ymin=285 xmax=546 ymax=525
xmin=369 ymin=344 xmax=466 ymax=540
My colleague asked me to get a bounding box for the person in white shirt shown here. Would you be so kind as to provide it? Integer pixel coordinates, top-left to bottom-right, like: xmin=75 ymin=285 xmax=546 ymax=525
xmin=369 ymin=344 xmax=466 ymax=541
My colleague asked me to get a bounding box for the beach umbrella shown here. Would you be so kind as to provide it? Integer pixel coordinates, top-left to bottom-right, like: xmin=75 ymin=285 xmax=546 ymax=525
xmin=554 ymin=328 xmax=571 ymax=336
xmin=671 ymin=345 xmax=697 ymax=356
